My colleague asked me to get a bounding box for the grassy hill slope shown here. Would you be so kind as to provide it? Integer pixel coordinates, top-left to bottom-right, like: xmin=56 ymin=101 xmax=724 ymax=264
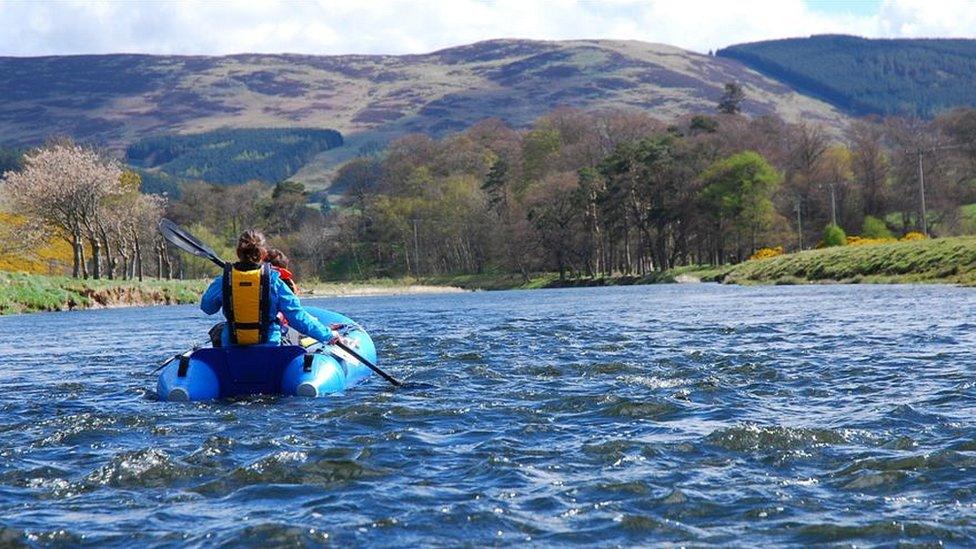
xmin=721 ymin=237 xmax=976 ymax=285
xmin=718 ymin=35 xmax=976 ymax=117
xmin=0 ymin=39 xmax=847 ymax=189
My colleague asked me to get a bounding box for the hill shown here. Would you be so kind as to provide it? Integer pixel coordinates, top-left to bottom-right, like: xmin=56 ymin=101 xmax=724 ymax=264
xmin=0 ymin=39 xmax=846 ymax=189
xmin=719 ymin=236 xmax=976 ymax=285
xmin=717 ymin=35 xmax=976 ymax=117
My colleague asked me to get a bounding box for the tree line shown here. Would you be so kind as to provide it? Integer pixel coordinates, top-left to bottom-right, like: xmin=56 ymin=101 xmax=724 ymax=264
xmin=3 ymin=101 xmax=976 ymax=283
xmin=327 ymin=106 xmax=976 ymax=280
xmin=1 ymin=141 xmax=165 ymax=280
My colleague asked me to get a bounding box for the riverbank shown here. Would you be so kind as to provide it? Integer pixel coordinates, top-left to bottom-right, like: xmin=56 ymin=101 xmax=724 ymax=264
xmin=6 ymin=236 xmax=972 ymax=315
xmin=420 ymin=265 xmax=727 ymax=291
xmin=0 ymin=272 xmax=208 ymax=315
xmin=303 ymin=280 xmax=466 ymax=297
xmin=419 ymin=236 xmax=976 ymax=289
xmin=0 ymin=272 xmax=467 ymax=315
xmin=720 ymin=236 xmax=976 ymax=285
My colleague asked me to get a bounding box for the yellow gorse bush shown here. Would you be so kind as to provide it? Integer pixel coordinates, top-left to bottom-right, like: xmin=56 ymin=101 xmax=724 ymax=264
xmin=846 ymin=235 xmax=896 ymax=246
xmin=749 ymin=246 xmax=785 ymax=260
xmin=821 ymin=232 xmax=928 ymax=248
xmin=901 ymin=231 xmax=927 ymax=241
xmin=0 ymin=212 xmax=72 ymax=274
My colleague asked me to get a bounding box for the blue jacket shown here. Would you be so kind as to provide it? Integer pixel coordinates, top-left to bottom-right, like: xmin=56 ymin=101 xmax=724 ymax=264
xmin=200 ymin=268 xmax=332 ymax=345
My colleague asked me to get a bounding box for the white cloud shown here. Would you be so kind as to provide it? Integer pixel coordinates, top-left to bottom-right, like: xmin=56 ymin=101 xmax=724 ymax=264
xmin=0 ymin=0 xmax=973 ymax=57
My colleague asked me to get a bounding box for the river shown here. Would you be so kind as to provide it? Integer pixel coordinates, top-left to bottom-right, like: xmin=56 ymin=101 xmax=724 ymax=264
xmin=1 ymin=284 xmax=975 ymax=545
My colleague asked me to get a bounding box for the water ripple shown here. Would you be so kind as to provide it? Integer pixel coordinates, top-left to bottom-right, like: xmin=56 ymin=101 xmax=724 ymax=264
xmin=1 ymin=284 xmax=975 ymax=545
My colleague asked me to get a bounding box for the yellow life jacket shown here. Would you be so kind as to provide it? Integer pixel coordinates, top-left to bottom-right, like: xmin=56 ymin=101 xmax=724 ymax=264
xmin=222 ymin=262 xmax=272 ymax=345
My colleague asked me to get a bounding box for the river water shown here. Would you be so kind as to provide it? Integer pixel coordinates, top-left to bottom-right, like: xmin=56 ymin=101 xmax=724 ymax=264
xmin=1 ymin=284 xmax=975 ymax=546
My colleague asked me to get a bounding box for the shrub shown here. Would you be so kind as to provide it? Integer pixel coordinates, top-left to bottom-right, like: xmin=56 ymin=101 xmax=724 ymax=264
xmin=901 ymin=231 xmax=927 ymax=241
xmin=822 ymin=224 xmax=847 ymax=247
xmin=846 ymin=235 xmax=896 ymax=246
xmin=749 ymin=246 xmax=785 ymax=260
xmin=861 ymin=215 xmax=894 ymax=239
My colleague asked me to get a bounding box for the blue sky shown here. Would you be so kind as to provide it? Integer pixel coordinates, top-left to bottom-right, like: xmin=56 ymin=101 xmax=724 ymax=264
xmin=0 ymin=0 xmax=973 ymax=57
xmin=808 ymin=0 xmax=883 ymax=16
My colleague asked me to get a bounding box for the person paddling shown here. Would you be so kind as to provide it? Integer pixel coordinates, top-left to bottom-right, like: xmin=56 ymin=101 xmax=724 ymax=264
xmin=200 ymin=230 xmax=333 ymax=346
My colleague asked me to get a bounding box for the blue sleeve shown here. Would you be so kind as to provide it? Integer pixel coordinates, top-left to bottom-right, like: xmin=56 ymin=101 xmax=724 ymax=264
xmin=275 ymin=277 xmax=332 ymax=342
xmin=200 ymin=276 xmax=223 ymax=315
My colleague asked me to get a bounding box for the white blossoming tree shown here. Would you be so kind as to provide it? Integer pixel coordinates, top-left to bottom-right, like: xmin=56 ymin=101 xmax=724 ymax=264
xmin=1 ymin=142 xmax=139 ymax=278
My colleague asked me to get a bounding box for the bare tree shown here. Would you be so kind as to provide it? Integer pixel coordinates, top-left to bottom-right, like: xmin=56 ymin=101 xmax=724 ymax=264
xmin=2 ymin=142 xmax=123 ymax=278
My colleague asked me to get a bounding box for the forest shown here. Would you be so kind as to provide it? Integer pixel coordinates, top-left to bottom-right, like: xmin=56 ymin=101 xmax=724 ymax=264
xmin=127 ymin=127 xmax=344 ymax=193
xmin=3 ymin=93 xmax=976 ymax=284
xmin=718 ymin=35 xmax=976 ymax=117
xmin=316 ymin=106 xmax=976 ymax=280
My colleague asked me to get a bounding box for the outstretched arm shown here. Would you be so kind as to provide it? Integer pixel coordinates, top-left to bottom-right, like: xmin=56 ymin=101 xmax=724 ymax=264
xmin=276 ymin=278 xmax=332 ymax=342
xmin=200 ymin=276 xmax=223 ymax=315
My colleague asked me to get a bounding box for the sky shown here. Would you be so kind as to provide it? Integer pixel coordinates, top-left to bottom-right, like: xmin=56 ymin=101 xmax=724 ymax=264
xmin=0 ymin=0 xmax=974 ymax=57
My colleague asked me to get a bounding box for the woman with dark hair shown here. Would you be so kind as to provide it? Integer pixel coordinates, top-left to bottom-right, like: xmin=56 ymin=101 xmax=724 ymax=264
xmin=200 ymin=230 xmax=332 ymax=346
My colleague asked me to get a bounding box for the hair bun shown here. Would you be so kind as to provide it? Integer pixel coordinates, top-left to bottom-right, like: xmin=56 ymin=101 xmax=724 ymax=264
xmin=236 ymin=230 xmax=267 ymax=263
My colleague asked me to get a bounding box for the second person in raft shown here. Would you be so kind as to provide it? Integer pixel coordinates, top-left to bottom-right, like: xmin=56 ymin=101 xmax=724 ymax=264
xmin=201 ymin=229 xmax=333 ymax=346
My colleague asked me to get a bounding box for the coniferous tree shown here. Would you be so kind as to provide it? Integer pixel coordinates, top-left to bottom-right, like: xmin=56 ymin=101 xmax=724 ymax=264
xmin=718 ymin=83 xmax=745 ymax=115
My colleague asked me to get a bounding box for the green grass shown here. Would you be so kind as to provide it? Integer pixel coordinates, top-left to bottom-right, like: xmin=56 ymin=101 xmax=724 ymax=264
xmin=722 ymin=236 xmax=976 ymax=285
xmin=0 ymin=272 xmax=207 ymax=315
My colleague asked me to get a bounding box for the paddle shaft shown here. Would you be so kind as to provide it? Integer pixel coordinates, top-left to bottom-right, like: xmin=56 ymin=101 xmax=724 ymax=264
xmin=333 ymin=339 xmax=402 ymax=387
xmin=158 ymin=219 xmax=227 ymax=269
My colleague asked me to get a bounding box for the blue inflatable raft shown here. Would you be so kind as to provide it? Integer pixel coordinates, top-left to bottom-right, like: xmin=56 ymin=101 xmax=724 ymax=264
xmin=157 ymin=307 xmax=376 ymax=402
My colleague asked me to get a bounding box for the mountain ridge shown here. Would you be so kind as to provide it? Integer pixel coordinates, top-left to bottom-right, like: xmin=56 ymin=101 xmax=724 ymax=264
xmin=0 ymin=38 xmax=848 ymax=188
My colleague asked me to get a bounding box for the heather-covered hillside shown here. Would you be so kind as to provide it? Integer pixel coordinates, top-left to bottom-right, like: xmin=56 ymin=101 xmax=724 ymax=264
xmin=0 ymin=39 xmax=847 ymax=187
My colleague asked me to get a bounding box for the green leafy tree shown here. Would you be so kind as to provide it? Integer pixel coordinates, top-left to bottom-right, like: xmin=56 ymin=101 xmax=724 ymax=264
xmin=861 ymin=215 xmax=894 ymax=239
xmin=822 ymin=223 xmax=847 ymax=247
xmin=701 ymin=151 xmax=781 ymax=261
xmin=521 ymin=127 xmax=562 ymax=183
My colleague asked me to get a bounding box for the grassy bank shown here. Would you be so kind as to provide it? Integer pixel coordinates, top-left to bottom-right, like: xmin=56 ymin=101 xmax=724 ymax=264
xmin=0 ymin=273 xmax=475 ymax=315
xmin=721 ymin=236 xmax=976 ymax=285
xmin=0 ymin=272 xmax=207 ymax=315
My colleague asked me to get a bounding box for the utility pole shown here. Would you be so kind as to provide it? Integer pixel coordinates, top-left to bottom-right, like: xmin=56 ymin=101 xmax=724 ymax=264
xmin=916 ymin=149 xmax=927 ymax=236
xmin=412 ymin=218 xmax=420 ymax=275
xmin=908 ymin=143 xmax=963 ymax=236
xmin=829 ymin=183 xmax=837 ymax=226
xmin=795 ymin=196 xmax=803 ymax=250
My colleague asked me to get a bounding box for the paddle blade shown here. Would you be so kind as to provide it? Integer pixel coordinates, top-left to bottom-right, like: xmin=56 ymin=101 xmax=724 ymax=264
xmin=158 ymin=218 xmax=226 ymax=268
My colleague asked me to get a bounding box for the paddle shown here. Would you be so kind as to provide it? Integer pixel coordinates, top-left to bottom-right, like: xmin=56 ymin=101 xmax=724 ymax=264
xmin=158 ymin=218 xmax=227 ymax=268
xmin=330 ymin=337 xmax=403 ymax=387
